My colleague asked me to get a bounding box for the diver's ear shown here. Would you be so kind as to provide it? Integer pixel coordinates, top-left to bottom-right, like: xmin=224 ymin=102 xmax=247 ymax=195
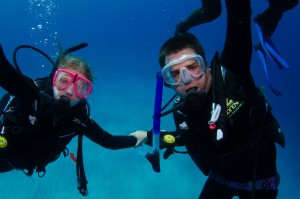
xmin=206 ymin=67 xmax=212 ymax=75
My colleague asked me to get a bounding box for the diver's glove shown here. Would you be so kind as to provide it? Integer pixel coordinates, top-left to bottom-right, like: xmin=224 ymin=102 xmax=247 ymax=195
xmin=130 ymin=130 xmax=148 ymax=147
xmin=175 ymin=21 xmax=189 ymax=35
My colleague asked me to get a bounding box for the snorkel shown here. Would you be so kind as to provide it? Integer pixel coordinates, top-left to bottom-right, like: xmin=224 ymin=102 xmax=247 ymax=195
xmin=146 ymin=71 xmax=164 ymax=173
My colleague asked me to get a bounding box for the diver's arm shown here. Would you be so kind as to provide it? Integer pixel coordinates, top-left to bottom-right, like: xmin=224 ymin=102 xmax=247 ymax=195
xmin=220 ymin=0 xmax=254 ymax=85
xmin=0 ymin=45 xmax=39 ymax=104
xmin=84 ymin=120 xmax=137 ymax=149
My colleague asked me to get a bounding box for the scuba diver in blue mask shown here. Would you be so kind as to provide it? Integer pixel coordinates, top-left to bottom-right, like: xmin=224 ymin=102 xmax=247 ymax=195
xmin=175 ymin=0 xmax=298 ymax=95
xmin=0 ymin=43 xmax=142 ymax=196
xmin=132 ymin=0 xmax=286 ymax=198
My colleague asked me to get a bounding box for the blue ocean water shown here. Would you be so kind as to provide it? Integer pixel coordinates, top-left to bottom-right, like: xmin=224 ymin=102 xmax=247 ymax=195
xmin=0 ymin=0 xmax=299 ymax=198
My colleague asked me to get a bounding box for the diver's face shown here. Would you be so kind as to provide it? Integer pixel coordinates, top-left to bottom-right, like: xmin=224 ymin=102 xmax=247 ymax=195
xmin=165 ymin=48 xmax=212 ymax=98
xmin=53 ymin=68 xmax=88 ymax=107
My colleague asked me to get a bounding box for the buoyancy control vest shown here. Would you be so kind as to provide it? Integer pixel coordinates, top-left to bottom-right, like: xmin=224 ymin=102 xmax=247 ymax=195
xmin=212 ymin=52 xmax=285 ymax=149
xmin=0 ymin=78 xmax=69 ymax=173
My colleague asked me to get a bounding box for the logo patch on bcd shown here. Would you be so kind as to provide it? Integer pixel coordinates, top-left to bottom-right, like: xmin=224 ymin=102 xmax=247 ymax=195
xmin=0 ymin=136 xmax=8 ymax=148
xmin=226 ymin=98 xmax=244 ymax=118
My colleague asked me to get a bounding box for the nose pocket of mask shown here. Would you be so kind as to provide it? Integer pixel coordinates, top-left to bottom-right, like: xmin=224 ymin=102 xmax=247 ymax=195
xmin=180 ymin=68 xmax=192 ymax=84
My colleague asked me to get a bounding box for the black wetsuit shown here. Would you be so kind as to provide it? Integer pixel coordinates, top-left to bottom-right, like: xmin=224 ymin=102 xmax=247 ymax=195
xmin=151 ymin=0 xmax=283 ymax=198
xmin=0 ymin=57 xmax=136 ymax=174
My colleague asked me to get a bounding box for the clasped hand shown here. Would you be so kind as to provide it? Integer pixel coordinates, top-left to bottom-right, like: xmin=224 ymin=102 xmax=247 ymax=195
xmin=130 ymin=130 xmax=148 ymax=147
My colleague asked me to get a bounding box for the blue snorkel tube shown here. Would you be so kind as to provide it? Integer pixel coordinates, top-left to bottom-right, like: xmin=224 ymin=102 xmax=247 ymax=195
xmin=146 ymin=71 xmax=164 ymax=173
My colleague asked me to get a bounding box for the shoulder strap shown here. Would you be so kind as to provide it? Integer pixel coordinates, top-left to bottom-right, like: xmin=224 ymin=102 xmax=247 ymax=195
xmin=211 ymin=51 xmax=226 ymax=106
xmin=210 ymin=51 xmax=227 ymax=143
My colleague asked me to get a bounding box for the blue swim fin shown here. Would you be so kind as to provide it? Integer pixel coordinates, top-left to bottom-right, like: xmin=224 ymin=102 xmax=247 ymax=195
xmin=254 ymin=44 xmax=282 ymax=96
xmin=264 ymin=38 xmax=290 ymax=69
xmin=255 ymin=22 xmax=290 ymax=69
xmin=254 ymin=22 xmax=290 ymax=95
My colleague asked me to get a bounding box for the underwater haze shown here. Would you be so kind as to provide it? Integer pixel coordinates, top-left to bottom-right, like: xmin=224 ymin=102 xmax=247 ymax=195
xmin=0 ymin=0 xmax=300 ymax=198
